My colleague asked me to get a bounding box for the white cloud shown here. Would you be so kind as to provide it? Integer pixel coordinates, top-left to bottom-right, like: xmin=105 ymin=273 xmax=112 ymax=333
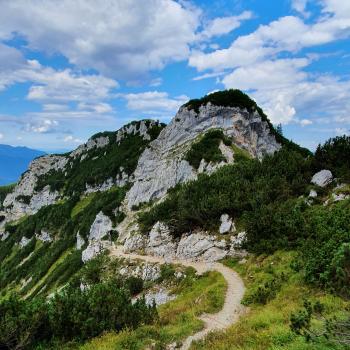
xmin=335 ymin=127 xmax=350 ymax=135
xmin=291 ymin=0 xmax=310 ymax=17
xmin=0 ymin=133 xmax=3 ymax=140
xmin=222 ymin=58 xmax=309 ymax=90
xmin=150 ymin=78 xmax=163 ymax=87
xmin=189 ymin=1 xmax=350 ymax=126
xmin=300 ymin=119 xmax=313 ymax=126
xmin=26 ymin=119 xmax=59 ymax=134
xmin=121 ymin=91 xmax=189 ymax=114
xmin=200 ymin=11 xmax=252 ymax=39
xmin=0 ymin=0 xmax=201 ymax=79
xmin=64 ymin=135 xmax=83 ymax=144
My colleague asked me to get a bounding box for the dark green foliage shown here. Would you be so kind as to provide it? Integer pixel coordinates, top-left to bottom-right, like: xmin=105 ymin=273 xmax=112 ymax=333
xmin=0 ymin=187 xmax=127 ymax=296
xmin=244 ymin=273 xmax=287 ymax=305
xmin=185 ymin=129 xmax=231 ymax=169
xmin=35 ymin=121 xmax=165 ymax=196
xmin=139 ymin=147 xmax=312 ymax=237
xmin=298 ymin=200 xmax=350 ymax=296
xmin=47 ymin=281 xmax=156 ymax=342
xmin=0 ymin=183 xmax=15 ymax=210
xmin=125 ymin=276 xmax=144 ymax=296
xmin=184 ymin=89 xmax=264 ymax=115
xmin=0 ymin=294 xmax=48 ymax=349
xmin=276 ymin=123 xmax=283 ymax=136
xmin=243 ymin=199 xmax=308 ymax=254
xmin=291 ymin=299 xmax=350 ymax=346
xmin=0 ymin=281 xmax=157 ymax=349
xmin=158 ymin=264 xmax=176 ymax=282
xmin=314 ymin=135 xmax=350 ymax=181
xmin=15 ymin=195 xmax=31 ymax=204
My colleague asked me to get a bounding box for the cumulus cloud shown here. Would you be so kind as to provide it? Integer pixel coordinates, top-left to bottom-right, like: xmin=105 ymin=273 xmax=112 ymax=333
xmin=199 ymin=11 xmax=253 ymax=39
xmin=121 ymin=91 xmax=189 ymax=115
xmin=291 ymin=0 xmax=310 ymax=17
xmin=0 ymin=133 xmax=3 ymax=140
xmin=64 ymin=135 xmax=83 ymax=144
xmin=0 ymin=0 xmax=201 ymax=79
xmin=189 ymin=0 xmax=350 ymax=125
xmin=26 ymin=119 xmax=59 ymax=134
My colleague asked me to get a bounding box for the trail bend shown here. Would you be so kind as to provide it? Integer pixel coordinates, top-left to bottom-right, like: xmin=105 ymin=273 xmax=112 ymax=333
xmin=109 ymin=245 xmax=246 ymax=350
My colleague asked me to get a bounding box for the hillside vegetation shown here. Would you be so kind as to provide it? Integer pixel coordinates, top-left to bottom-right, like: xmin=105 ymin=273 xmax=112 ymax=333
xmin=0 ymin=92 xmax=349 ymax=349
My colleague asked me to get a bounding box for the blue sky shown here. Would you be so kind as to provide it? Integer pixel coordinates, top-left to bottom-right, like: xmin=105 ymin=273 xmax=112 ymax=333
xmin=0 ymin=0 xmax=349 ymax=152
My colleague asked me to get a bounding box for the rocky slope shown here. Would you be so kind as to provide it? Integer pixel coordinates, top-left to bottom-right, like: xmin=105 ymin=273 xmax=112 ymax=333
xmin=0 ymin=90 xmax=284 ymax=298
xmin=126 ymin=102 xmax=280 ymax=208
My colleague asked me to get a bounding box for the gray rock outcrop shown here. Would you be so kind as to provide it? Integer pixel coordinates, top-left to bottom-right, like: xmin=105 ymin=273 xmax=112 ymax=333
xmin=311 ymin=170 xmax=333 ymax=187
xmin=219 ymin=214 xmax=235 ymax=234
xmin=126 ymin=104 xmax=280 ymax=208
xmin=122 ymin=221 xmax=247 ymax=262
xmin=35 ymin=230 xmax=53 ymax=243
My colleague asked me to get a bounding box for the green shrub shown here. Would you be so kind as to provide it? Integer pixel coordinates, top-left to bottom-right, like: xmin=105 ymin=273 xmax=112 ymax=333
xmin=139 ymin=147 xmax=312 ymax=237
xmin=299 ymin=200 xmax=350 ymax=296
xmin=0 ymin=183 xmax=15 ymax=210
xmin=244 ymin=273 xmax=287 ymax=305
xmin=35 ymin=121 xmax=165 ymax=196
xmin=314 ymin=135 xmax=350 ymax=181
xmin=0 ymin=281 xmax=158 ymax=348
xmin=185 ymin=129 xmax=231 ymax=169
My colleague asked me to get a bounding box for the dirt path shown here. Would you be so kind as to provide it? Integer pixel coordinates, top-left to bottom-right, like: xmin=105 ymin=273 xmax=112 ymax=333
xmin=109 ymin=245 xmax=246 ymax=350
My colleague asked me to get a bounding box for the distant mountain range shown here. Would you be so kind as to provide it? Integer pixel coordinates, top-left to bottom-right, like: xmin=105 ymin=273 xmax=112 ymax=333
xmin=0 ymin=144 xmax=46 ymax=185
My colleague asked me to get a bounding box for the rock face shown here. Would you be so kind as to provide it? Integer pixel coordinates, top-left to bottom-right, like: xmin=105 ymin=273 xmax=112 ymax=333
xmin=311 ymin=170 xmax=333 ymax=187
xmin=2 ymin=155 xmax=68 ymax=221
xmin=119 ymin=263 xmax=161 ymax=281
xmin=126 ymin=104 xmax=280 ymax=208
xmin=146 ymin=222 xmax=177 ymax=258
xmin=124 ymin=221 xmax=246 ymax=262
xmin=76 ymin=233 xmax=85 ymax=250
xmin=309 ymin=189 xmax=318 ymax=198
xmin=143 ymin=288 xmax=176 ymax=306
xmin=0 ymin=120 xmax=161 ymax=234
xmin=81 ymin=212 xmax=115 ymax=262
xmin=88 ymin=212 xmax=113 ymax=241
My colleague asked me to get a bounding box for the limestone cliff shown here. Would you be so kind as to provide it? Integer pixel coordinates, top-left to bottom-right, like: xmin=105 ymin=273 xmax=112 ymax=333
xmin=127 ymin=103 xmax=280 ymax=208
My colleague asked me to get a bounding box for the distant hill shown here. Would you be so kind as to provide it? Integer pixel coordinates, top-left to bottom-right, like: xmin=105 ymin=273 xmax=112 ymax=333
xmin=0 ymin=144 xmax=46 ymax=185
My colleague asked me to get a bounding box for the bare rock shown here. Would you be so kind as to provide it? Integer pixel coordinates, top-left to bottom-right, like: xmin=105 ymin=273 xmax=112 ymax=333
xmin=19 ymin=236 xmax=31 ymax=248
xmin=311 ymin=170 xmax=333 ymax=187
xmin=76 ymin=233 xmax=85 ymax=250
xmin=123 ymin=233 xmax=148 ymax=253
xmin=89 ymin=212 xmax=113 ymax=241
xmin=126 ymin=104 xmax=280 ymax=208
xmin=36 ymin=230 xmax=52 ymax=243
xmin=219 ymin=214 xmax=235 ymax=234
xmin=146 ymin=222 xmax=177 ymax=258
xmin=309 ymin=189 xmax=318 ymax=198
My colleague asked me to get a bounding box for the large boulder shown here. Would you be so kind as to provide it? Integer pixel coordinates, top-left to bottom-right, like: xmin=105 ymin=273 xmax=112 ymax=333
xmin=311 ymin=170 xmax=333 ymax=187
xmin=219 ymin=214 xmax=235 ymax=234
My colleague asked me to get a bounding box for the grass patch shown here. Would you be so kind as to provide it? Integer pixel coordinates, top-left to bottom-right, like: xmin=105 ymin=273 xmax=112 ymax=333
xmin=231 ymin=143 xmax=252 ymax=162
xmin=77 ymin=269 xmax=226 ymax=350
xmin=190 ymin=251 xmax=349 ymax=350
xmin=71 ymin=193 xmax=96 ymax=218
xmin=185 ymin=129 xmax=231 ymax=169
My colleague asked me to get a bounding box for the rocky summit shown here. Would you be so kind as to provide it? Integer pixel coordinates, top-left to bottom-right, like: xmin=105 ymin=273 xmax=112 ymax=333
xmin=0 ymin=90 xmax=281 ymax=264
xmin=1 ymin=89 xmax=350 ymax=350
